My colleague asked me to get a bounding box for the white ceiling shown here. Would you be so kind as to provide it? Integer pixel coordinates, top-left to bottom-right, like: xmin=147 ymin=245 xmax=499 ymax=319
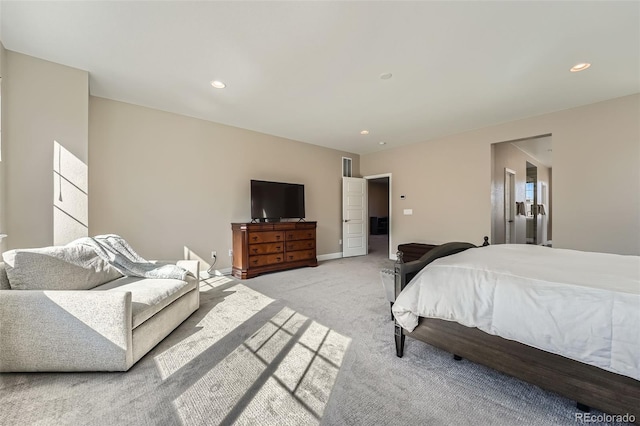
xmin=1 ymin=1 xmax=638 ymax=155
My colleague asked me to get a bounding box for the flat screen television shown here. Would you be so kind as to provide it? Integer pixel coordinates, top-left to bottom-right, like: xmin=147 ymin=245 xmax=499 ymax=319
xmin=251 ymin=180 xmax=305 ymax=221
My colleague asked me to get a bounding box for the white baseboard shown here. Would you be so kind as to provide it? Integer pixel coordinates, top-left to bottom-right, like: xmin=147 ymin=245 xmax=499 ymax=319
xmin=317 ymin=252 xmax=343 ymax=262
xmin=317 ymin=252 xmax=396 ymax=262
xmin=200 ymin=267 xmax=233 ymax=279
xmin=204 ymin=256 xmax=344 ymax=276
xmin=217 ymin=267 xmax=233 ymax=275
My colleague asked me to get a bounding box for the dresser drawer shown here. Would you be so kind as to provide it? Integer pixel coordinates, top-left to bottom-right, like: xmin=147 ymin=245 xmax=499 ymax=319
xmin=285 ymin=229 xmax=315 ymax=241
xmin=248 ymin=231 xmax=284 ymax=244
xmin=286 ymin=240 xmax=315 ymax=251
xmin=248 ymin=242 xmax=284 ymax=255
xmin=249 ymin=253 xmax=285 ymax=267
xmin=285 ymin=250 xmax=315 ymax=262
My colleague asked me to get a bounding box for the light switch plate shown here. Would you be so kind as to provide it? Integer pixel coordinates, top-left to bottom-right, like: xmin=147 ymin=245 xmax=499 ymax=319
xmin=403 ymin=209 xmax=413 ymax=215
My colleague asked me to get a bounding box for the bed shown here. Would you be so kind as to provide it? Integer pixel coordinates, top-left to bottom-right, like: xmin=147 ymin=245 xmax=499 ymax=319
xmin=392 ymin=240 xmax=640 ymax=422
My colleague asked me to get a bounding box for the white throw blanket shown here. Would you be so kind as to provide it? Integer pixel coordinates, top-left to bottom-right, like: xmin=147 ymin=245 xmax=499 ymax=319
xmin=73 ymin=235 xmax=189 ymax=280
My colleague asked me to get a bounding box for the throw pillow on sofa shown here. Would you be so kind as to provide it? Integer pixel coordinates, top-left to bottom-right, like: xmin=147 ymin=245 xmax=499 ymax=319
xmin=2 ymin=244 xmax=123 ymax=290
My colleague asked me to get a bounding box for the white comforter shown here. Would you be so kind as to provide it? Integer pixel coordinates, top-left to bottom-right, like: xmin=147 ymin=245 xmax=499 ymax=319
xmin=392 ymin=244 xmax=640 ymax=380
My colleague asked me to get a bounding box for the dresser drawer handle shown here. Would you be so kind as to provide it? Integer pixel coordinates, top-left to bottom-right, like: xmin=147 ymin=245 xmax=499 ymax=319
xmin=252 ymin=236 xmax=258 ymax=241
xmin=276 ymin=235 xmax=281 ymax=240
xmin=252 ymin=248 xmax=258 ymax=253
xmin=252 ymin=259 xmax=258 ymax=265
xmin=289 ymin=255 xmax=294 ymax=260
xmin=276 ymin=257 xmax=282 ymax=261
xmin=276 ymin=246 xmax=281 ymax=250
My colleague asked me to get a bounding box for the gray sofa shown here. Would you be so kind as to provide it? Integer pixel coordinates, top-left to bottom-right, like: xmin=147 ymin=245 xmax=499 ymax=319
xmin=0 ymin=259 xmax=200 ymax=372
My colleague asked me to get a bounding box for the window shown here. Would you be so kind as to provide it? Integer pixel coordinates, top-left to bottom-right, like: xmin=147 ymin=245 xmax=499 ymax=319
xmin=525 ymin=182 xmax=534 ymax=203
xmin=525 ymin=182 xmax=535 ymax=216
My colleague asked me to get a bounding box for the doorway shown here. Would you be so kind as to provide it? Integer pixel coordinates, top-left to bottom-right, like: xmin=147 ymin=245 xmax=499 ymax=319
xmin=491 ymin=135 xmax=552 ymax=245
xmin=365 ymin=174 xmax=392 ymax=259
xmin=540 ymin=182 xmax=549 ymax=246
xmin=526 ymin=162 xmax=538 ymax=244
xmin=504 ymin=168 xmax=516 ymax=244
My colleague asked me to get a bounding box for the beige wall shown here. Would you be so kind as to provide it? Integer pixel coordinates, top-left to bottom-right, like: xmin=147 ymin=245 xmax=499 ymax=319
xmin=361 ymin=94 xmax=640 ymax=255
xmin=363 ymin=137 xmax=490 ymax=248
xmin=548 ymin=168 xmax=552 ymax=241
xmin=0 ymin=42 xmax=6 ymax=253
xmin=3 ymin=47 xmax=637 ymax=259
xmin=3 ymin=51 xmax=88 ymax=250
xmin=492 ymin=140 xmax=550 ymax=245
xmin=89 ymin=97 xmax=359 ymax=268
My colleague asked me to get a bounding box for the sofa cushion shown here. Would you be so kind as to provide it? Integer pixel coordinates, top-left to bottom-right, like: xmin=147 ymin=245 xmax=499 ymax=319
xmin=2 ymin=245 xmax=123 ymax=290
xmin=92 ymin=276 xmax=197 ymax=329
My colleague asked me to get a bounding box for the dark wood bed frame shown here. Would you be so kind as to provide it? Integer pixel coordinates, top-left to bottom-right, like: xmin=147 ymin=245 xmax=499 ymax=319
xmin=394 ymin=238 xmax=640 ymax=423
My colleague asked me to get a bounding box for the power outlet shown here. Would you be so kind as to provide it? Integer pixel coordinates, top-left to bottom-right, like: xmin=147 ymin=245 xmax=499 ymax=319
xmin=228 ymin=249 xmax=233 ymax=257
xmin=211 ymin=251 xmax=217 ymax=259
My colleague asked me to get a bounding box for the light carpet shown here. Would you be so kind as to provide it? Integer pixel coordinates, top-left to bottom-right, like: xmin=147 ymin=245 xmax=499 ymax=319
xmin=0 ymin=236 xmax=624 ymax=425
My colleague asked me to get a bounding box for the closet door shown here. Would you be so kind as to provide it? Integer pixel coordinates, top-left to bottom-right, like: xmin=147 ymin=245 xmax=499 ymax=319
xmin=342 ymin=177 xmax=367 ymax=257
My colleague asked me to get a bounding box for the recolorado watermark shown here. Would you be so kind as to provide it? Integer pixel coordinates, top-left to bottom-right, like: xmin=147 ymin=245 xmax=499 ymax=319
xmin=575 ymin=412 xmax=635 ymax=423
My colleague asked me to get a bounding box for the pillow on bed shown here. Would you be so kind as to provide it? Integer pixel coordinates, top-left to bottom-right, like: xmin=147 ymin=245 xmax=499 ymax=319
xmin=2 ymin=244 xmax=123 ymax=290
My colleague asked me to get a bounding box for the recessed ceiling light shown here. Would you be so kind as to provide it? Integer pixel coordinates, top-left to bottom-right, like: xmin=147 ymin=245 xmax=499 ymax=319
xmin=360 ymin=130 xmax=369 ymax=135
xmin=570 ymin=63 xmax=591 ymax=72
xmin=380 ymin=72 xmax=393 ymax=80
xmin=210 ymin=80 xmax=226 ymax=89
xmin=379 ymin=141 xmax=386 ymax=145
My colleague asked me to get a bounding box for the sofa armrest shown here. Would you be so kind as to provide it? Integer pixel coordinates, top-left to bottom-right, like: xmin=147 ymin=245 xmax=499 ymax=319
xmin=176 ymin=260 xmax=200 ymax=279
xmin=0 ymin=290 xmax=133 ymax=372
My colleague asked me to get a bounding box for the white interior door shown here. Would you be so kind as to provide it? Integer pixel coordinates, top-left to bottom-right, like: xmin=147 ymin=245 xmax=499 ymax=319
xmin=540 ymin=182 xmax=548 ymax=245
xmin=505 ymin=168 xmax=516 ymax=244
xmin=342 ymin=177 xmax=367 ymax=257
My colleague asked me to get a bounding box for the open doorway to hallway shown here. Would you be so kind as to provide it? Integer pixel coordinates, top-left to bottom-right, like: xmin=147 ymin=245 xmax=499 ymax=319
xmin=491 ymin=135 xmax=552 ymax=246
xmin=366 ymin=175 xmax=391 ymax=258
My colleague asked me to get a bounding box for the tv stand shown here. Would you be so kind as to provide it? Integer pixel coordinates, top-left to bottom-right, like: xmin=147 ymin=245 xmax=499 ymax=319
xmin=231 ymin=221 xmax=317 ymax=279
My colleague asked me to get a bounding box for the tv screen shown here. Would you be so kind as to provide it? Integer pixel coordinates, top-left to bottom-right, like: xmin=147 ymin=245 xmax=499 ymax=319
xmin=251 ymin=180 xmax=305 ymax=221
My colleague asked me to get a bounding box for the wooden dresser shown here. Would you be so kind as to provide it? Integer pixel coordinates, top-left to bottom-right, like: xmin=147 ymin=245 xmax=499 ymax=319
xmin=231 ymin=221 xmax=318 ymax=279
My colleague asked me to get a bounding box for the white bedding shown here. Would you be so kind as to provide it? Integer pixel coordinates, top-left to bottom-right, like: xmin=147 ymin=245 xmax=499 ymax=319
xmin=392 ymin=244 xmax=640 ymax=380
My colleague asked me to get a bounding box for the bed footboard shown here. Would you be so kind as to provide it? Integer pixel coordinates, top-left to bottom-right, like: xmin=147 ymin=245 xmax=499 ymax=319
xmin=405 ymin=317 xmax=640 ymax=422
xmin=393 ymin=240 xmax=477 ymax=357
